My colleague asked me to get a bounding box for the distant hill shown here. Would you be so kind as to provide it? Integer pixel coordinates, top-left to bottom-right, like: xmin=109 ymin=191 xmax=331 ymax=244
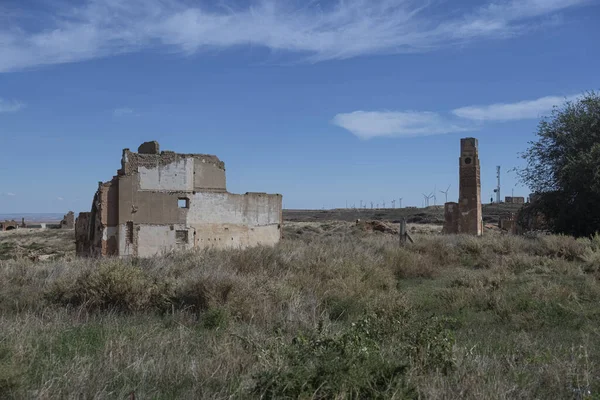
xmin=283 ymin=203 xmax=524 ymax=225
xmin=0 ymin=213 xmax=64 ymax=223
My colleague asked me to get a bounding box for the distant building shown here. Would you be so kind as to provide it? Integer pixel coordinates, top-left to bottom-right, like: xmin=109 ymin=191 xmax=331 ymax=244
xmin=505 ymin=196 xmax=525 ymax=204
xmin=0 ymin=220 xmax=18 ymax=231
xmin=76 ymin=141 xmax=283 ymax=257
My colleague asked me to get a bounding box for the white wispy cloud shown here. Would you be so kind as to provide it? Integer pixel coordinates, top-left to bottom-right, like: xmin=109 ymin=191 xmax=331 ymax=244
xmin=452 ymin=94 xmax=582 ymax=121
xmin=57 ymin=197 xmax=64 ymax=201
xmin=3 ymin=192 xmax=16 ymax=196
xmin=113 ymin=107 xmax=135 ymax=117
xmin=0 ymin=0 xmax=590 ymax=72
xmin=332 ymin=111 xmax=473 ymax=140
xmin=335 ymin=93 xmax=582 ymax=139
xmin=0 ymin=97 xmax=24 ymax=113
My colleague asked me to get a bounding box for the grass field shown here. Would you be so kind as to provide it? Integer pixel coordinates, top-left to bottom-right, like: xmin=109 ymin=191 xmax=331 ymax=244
xmin=0 ymin=222 xmax=599 ymax=399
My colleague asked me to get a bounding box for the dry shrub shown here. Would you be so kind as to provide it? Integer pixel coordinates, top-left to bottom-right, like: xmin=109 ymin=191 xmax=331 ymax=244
xmin=46 ymin=261 xmax=173 ymax=312
xmin=385 ymin=248 xmax=439 ymax=280
xmin=535 ymin=235 xmax=590 ymax=260
xmin=2 ymin=223 xmax=600 ymax=398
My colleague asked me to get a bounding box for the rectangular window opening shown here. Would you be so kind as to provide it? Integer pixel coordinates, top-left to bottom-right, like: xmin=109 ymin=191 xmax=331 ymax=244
xmin=178 ymin=198 xmax=189 ymax=208
xmin=176 ymin=230 xmax=188 ymax=245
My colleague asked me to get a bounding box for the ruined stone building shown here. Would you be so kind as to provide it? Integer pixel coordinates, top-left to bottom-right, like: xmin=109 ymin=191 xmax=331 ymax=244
xmin=0 ymin=220 xmax=18 ymax=231
xmin=505 ymin=196 xmax=525 ymax=204
xmin=443 ymin=137 xmax=483 ymax=236
xmin=60 ymin=211 xmax=75 ymax=229
xmin=75 ymin=141 xmax=283 ymax=257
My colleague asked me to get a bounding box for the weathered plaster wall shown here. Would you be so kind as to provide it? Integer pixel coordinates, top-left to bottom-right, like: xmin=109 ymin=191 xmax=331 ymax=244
xmin=193 ymin=158 xmax=226 ymax=191
xmin=187 ymin=192 xmax=282 ymax=250
xmin=193 ymin=223 xmax=280 ymax=249
xmin=136 ymin=224 xmax=193 ymax=257
xmin=188 ymin=192 xmax=282 ymax=226
xmin=139 ymin=157 xmax=194 ymax=191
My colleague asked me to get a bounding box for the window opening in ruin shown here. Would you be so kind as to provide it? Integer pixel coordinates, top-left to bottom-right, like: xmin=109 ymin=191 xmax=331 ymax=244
xmin=178 ymin=198 xmax=189 ymax=208
xmin=126 ymin=221 xmax=134 ymax=245
xmin=176 ymin=230 xmax=188 ymax=245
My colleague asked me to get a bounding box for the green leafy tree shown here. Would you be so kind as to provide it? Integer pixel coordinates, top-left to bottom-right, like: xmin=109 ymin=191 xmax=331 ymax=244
xmin=518 ymin=91 xmax=600 ymax=237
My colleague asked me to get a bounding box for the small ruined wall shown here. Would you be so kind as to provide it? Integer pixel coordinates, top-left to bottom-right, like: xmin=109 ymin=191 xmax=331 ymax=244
xmin=75 ymin=212 xmax=91 ymax=256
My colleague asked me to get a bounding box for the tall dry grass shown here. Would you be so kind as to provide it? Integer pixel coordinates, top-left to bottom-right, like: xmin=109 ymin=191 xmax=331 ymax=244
xmin=0 ymin=222 xmax=599 ymax=399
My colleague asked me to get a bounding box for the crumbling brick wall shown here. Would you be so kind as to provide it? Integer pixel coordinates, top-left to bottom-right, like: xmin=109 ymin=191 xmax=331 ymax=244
xmin=76 ymin=141 xmax=282 ymax=257
xmin=0 ymin=220 xmax=18 ymax=231
xmin=60 ymin=211 xmax=75 ymax=229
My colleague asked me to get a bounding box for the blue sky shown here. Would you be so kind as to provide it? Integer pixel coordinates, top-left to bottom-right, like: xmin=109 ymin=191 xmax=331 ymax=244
xmin=1 ymin=0 xmax=599 ymax=213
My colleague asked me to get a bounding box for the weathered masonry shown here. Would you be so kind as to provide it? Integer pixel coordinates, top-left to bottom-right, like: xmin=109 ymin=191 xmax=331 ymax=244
xmin=443 ymin=137 xmax=483 ymax=236
xmin=76 ymin=141 xmax=283 ymax=257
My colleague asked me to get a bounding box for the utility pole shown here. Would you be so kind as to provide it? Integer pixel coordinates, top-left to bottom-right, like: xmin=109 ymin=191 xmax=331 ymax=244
xmin=496 ymin=165 xmax=501 ymax=204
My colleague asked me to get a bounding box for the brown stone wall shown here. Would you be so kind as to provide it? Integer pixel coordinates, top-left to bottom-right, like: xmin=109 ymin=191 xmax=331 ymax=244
xmin=1 ymin=220 xmax=18 ymax=231
xmin=60 ymin=211 xmax=75 ymax=229
xmin=75 ymin=212 xmax=92 ymax=256
xmin=458 ymin=138 xmax=483 ymax=236
xmin=443 ymin=202 xmax=459 ymax=234
xmin=117 ymin=174 xmax=185 ymax=225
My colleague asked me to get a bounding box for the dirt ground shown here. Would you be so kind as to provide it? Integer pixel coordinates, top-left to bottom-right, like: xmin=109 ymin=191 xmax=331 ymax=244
xmin=0 ymin=229 xmax=75 ymax=261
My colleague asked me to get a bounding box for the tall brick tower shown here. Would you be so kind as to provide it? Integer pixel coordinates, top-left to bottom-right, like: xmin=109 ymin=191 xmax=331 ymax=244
xmin=458 ymin=138 xmax=483 ymax=235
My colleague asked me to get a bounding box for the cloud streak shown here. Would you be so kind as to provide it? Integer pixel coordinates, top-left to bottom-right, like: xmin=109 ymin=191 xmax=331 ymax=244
xmin=113 ymin=107 xmax=135 ymax=117
xmin=0 ymin=0 xmax=591 ymax=72
xmin=335 ymin=93 xmax=579 ymax=139
xmin=0 ymin=98 xmax=24 ymax=113
xmin=452 ymin=94 xmax=582 ymax=121
xmin=332 ymin=111 xmax=473 ymax=139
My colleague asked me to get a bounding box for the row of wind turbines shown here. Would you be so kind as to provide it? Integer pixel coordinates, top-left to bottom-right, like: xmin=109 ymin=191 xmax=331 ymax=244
xmin=422 ymin=185 xmax=451 ymax=207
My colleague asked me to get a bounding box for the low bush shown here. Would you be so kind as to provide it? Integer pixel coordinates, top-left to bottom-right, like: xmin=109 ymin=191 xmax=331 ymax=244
xmin=253 ymin=310 xmax=454 ymax=399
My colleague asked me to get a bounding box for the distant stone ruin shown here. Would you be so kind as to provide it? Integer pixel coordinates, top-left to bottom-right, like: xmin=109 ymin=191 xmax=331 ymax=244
xmin=60 ymin=211 xmax=75 ymax=229
xmin=75 ymin=141 xmax=283 ymax=257
xmin=0 ymin=220 xmax=18 ymax=231
xmin=499 ymin=213 xmax=517 ymax=234
xmin=505 ymin=196 xmax=525 ymax=204
xmin=443 ymin=137 xmax=483 ymax=236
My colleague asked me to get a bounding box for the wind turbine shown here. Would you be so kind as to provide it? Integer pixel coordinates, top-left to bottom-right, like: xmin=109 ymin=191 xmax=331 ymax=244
xmin=422 ymin=193 xmax=433 ymax=207
xmin=399 ymin=198 xmax=403 ymax=208
xmin=440 ymin=185 xmax=451 ymax=203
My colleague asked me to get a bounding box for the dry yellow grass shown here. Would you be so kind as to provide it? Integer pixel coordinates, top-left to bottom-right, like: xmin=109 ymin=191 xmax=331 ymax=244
xmin=0 ymin=223 xmax=598 ymax=398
